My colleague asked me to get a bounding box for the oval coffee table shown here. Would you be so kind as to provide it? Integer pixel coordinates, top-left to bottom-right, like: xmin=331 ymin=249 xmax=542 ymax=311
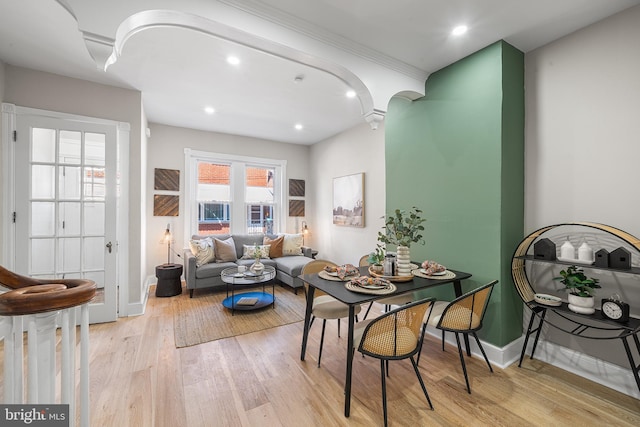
xmin=220 ymin=265 xmax=276 ymax=315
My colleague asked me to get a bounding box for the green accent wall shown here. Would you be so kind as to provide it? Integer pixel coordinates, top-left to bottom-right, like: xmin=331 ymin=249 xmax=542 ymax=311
xmin=385 ymin=41 xmax=524 ymax=347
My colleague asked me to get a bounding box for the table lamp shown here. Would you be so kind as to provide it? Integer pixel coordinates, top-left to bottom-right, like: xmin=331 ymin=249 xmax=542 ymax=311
xmin=164 ymin=224 xmax=172 ymax=264
xmin=302 ymin=221 xmax=309 ymax=246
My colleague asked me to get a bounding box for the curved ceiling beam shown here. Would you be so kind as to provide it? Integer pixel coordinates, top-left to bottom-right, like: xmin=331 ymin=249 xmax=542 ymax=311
xmin=77 ymin=8 xmax=381 ymax=128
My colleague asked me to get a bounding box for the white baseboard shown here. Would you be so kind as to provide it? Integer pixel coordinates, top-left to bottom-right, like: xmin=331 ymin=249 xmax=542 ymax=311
xmin=122 ymin=275 xmax=152 ymax=317
xmin=424 ymin=326 xmax=639 ymax=399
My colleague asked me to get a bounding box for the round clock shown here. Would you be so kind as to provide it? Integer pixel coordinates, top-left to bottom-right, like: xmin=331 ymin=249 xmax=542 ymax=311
xmin=601 ymin=297 xmax=630 ymax=323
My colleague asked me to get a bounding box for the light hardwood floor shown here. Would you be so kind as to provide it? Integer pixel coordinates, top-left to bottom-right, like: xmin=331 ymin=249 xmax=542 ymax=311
xmin=22 ymin=285 xmax=640 ymax=426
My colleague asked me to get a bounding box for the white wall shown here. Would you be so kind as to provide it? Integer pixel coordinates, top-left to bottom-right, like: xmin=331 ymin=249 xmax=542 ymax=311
xmin=145 ymin=123 xmax=310 ymax=277
xmin=525 ymin=5 xmax=640 ymax=369
xmin=309 ymin=122 xmax=386 ymax=265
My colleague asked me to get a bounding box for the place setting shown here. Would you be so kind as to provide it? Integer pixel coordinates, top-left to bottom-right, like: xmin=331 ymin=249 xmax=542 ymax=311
xmin=411 ymin=260 xmax=457 ymax=280
xmin=318 ymin=264 xmax=361 ymax=281
xmin=345 ymin=275 xmax=397 ymax=295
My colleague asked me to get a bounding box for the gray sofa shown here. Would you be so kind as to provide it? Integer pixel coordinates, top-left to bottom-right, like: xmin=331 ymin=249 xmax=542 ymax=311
xmin=184 ymin=233 xmax=314 ymax=297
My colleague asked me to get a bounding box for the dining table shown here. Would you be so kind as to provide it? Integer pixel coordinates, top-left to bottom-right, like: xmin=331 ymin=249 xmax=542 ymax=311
xmin=299 ymin=265 xmax=473 ymax=417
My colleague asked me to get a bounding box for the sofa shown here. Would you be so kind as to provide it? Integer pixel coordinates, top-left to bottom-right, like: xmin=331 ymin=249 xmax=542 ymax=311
xmin=184 ymin=233 xmax=314 ymax=297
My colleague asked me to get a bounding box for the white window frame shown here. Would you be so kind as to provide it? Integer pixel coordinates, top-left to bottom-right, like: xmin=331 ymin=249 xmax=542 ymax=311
xmin=184 ymin=149 xmax=286 ymax=240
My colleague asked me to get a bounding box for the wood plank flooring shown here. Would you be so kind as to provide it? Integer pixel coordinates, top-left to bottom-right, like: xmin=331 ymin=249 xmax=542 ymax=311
xmin=6 ymin=284 xmax=640 ymax=426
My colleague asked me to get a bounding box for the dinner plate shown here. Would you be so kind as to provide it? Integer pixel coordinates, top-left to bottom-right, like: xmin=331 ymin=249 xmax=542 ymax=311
xmin=357 ymin=283 xmax=389 ymax=290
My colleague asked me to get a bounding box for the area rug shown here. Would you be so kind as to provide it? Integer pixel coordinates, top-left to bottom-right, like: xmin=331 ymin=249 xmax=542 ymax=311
xmin=173 ymin=288 xmax=306 ymax=348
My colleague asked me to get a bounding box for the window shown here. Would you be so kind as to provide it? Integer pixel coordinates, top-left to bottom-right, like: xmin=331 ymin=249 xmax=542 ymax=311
xmin=185 ymin=150 xmax=286 ymax=237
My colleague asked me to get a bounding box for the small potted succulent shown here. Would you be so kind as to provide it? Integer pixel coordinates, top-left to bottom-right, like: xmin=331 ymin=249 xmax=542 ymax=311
xmin=554 ymin=265 xmax=601 ymax=314
xmin=367 ymin=244 xmax=385 ymax=273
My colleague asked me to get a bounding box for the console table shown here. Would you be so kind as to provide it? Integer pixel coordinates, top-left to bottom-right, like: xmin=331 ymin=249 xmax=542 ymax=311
xmin=511 ymin=222 xmax=640 ymax=394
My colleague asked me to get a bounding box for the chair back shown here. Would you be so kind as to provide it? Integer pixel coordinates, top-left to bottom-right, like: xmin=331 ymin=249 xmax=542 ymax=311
xmin=358 ymin=255 xmax=369 ymax=267
xmin=437 ymin=280 xmax=497 ymax=333
xmin=301 ymin=259 xmax=338 ymax=299
xmin=358 ymin=297 xmax=435 ymax=360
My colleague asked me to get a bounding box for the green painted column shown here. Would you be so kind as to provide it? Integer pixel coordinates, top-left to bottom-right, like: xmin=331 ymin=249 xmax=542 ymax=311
xmin=384 ymin=41 xmax=524 ymax=347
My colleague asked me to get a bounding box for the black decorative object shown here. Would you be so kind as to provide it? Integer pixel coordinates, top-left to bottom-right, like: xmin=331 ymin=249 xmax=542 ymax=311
xmin=610 ymin=247 xmax=631 ymax=269
xmin=534 ymin=238 xmax=556 ymax=260
xmin=594 ymin=249 xmax=610 ymax=268
xmin=601 ymin=297 xmax=630 ymax=323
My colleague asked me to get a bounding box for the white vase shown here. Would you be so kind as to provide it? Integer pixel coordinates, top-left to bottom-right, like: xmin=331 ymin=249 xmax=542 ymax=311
xmin=250 ymin=260 xmax=264 ymax=274
xmin=567 ymin=293 xmax=595 ymax=315
xmin=396 ymin=245 xmax=412 ymax=276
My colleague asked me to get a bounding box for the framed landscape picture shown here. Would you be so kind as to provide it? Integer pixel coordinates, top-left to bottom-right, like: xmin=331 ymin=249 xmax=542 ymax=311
xmin=332 ymin=173 xmax=364 ymax=227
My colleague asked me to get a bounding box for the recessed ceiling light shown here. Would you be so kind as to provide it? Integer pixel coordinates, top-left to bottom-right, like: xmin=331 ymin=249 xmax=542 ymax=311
xmin=346 ymin=90 xmax=356 ymax=98
xmin=227 ymin=56 xmax=240 ymax=65
xmin=204 ymin=106 xmax=215 ymax=114
xmin=294 ymin=124 xmax=303 ymax=130
xmin=452 ymin=25 xmax=468 ymax=36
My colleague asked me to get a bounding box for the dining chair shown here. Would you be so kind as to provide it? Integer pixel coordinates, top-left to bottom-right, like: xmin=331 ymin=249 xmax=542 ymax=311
xmin=302 ymin=259 xmax=362 ymax=367
xmin=353 ymin=297 xmax=436 ymax=427
xmin=418 ymin=280 xmax=498 ymax=393
xmin=359 ymin=255 xmax=414 ymax=320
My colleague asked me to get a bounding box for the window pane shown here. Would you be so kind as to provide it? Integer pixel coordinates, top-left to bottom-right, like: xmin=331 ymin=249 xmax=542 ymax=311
xmin=31 ymin=202 xmax=55 ymax=236
xmin=197 ymin=162 xmax=231 ymax=235
xmin=32 ymin=128 xmax=56 ymax=163
xmin=84 ymin=167 xmax=105 ymax=200
xmin=59 ymin=202 xmax=81 ymax=235
xmin=31 ymin=238 xmax=55 ymax=274
xmin=58 ymin=237 xmax=81 ymax=273
xmin=60 ymin=166 xmax=82 ymax=200
xmin=32 ymin=165 xmax=55 ymax=199
xmin=59 ymin=130 xmax=81 ymax=165
xmin=246 ymin=166 xmax=274 ymax=203
xmin=83 ymin=236 xmax=104 ymax=270
xmin=85 ymin=132 xmax=105 ymax=166
xmin=246 ymin=204 xmax=274 ymax=234
xmin=84 ymin=202 xmax=105 ymax=235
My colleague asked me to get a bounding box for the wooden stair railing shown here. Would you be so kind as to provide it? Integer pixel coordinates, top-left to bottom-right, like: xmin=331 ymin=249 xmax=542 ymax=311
xmin=0 ymin=265 xmax=97 ymax=427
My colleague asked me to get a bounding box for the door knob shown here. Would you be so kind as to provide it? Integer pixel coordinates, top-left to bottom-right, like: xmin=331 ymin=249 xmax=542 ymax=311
xmin=106 ymin=241 xmax=113 ymax=253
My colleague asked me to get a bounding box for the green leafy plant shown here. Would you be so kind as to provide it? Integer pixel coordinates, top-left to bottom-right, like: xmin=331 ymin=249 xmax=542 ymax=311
xmin=377 ymin=207 xmax=426 ymax=248
xmin=367 ymin=244 xmax=386 ymax=265
xmin=554 ymin=265 xmax=601 ymax=297
xmin=253 ymin=244 xmax=263 ymax=260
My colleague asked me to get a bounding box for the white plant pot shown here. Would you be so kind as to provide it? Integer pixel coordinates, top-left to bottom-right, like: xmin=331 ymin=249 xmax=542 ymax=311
xmin=567 ymin=293 xmax=595 ymax=315
xmin=250 ymin=260 xmax=264 ymax=274
xmin=396 ymin=245 xmax=412 ymax=276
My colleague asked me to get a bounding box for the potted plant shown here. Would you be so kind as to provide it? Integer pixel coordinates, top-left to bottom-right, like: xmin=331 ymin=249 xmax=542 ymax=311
xmin=377 ymin=207 xmax=426 ymax=276
xmin=367 ymin=244 xmax=385 ymax=273
xmin=554 ymin=265 xmax=601 ymax=314
xmin=250 ymin=244 xmax=265 ymax=274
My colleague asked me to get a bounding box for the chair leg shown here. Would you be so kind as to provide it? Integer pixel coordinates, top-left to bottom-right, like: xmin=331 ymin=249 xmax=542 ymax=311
xmin=363 ymin=301 xmax=374 ymax=320
xmin=385 ymin=360 xmax=390 ymax=377
xmin=441 ymin=330 xmax=446 ymax=351
xmin=472 ymin=332 xmax=493 ymax=373
xmin=410 ymin=356 xmax=434 ymax=410
xmin=337 ymin=318 xmax=340 ymax=337
xmin=380 ymin=359 xmax=388 ymax=427
xmin=454 ymin=332 xmax=472 ymax=394
xmin=318 ymin=319 xmax=327 ymax=367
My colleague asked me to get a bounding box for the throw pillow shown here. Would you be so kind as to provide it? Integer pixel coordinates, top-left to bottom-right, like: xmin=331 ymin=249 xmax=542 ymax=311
xmin=189 ymin=237 xmax=215 ymax=267
xmin=241 ymin=244 xmax=271 ymax=259
xmin=214 ymin=237 xmax=237 ymax=262
xmin=281 ymin=233 xmax=303 ymax=256
xmin=263 ymin=235 xmax=284 ymax=258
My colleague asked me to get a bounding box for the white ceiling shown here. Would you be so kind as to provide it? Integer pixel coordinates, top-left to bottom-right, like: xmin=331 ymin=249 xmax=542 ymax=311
xmin=1 ymin=0 xmax=639 ymax=145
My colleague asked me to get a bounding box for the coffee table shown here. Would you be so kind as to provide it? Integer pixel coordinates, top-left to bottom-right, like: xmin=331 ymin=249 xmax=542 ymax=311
xmin=220 ymin=265 xmax=276 ymax=314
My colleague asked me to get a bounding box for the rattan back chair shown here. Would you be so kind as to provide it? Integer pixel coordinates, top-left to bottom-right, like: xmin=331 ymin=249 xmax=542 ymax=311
xmin=353 ymin=297 xmax=436 ymax=427
xmin=419 ymin=280 xmax=498 ymax=393
xmin=301 ymin=259 xmax=361 ymax=367
xmin=359 ymin=255 xmax=415 ymax=320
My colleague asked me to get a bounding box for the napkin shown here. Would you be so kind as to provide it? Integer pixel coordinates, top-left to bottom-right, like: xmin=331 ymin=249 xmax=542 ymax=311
xmin=349 ymin=276 xmax=390 ymax=288
xmin=421 ymin=260 xmax=446 ymax=275
xmin=336 ymin=263 xmax=359 ymax=279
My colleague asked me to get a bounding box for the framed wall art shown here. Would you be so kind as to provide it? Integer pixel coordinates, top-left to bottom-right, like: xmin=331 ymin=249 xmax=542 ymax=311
xmin=332 ymin=173 xmax=364 ymax=227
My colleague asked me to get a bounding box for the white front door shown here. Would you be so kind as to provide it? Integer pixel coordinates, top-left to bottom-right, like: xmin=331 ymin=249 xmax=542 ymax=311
xmin=11 ymin=112 xmax=119 ymax=323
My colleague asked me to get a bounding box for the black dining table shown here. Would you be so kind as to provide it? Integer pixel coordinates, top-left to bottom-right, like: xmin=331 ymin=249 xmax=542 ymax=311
xmin=299 ymin=266 xmax=473 ymax=417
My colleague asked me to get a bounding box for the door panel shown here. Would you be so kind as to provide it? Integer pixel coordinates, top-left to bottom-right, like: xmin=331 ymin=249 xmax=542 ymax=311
xmin=14 ymin=115 xmax=118 ymax=323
